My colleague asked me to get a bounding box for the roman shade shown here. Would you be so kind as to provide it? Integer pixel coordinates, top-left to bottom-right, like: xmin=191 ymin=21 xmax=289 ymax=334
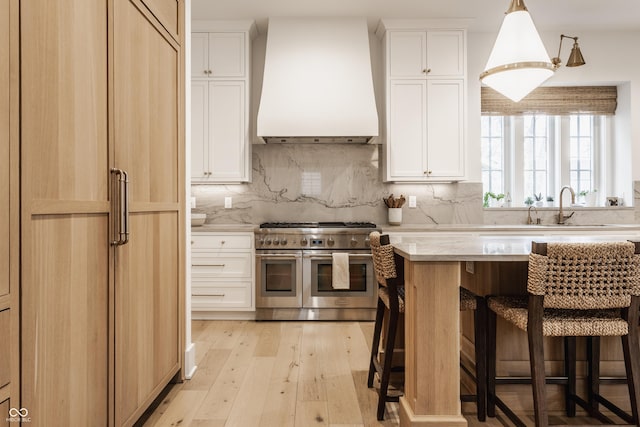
xmin=481 ymin=85 xmax=617 ymax=115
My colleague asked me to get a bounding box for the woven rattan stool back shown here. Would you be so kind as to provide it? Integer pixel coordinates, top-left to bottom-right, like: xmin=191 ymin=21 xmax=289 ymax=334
xmin=528 ymin=241 xmax=640 ymax=310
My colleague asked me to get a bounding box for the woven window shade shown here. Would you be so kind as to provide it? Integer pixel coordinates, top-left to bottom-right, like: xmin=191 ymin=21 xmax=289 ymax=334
xmin=481 ymin=86 xmax=617 ymax=116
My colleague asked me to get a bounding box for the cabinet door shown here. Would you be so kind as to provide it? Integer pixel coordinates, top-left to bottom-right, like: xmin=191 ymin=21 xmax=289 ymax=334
xmin=209 ymin=81 xmax=247 ymax=181
xmin=426 ymin=80 xmax=464 ymax=178
xmin=388 ymin=31 xmax=427 ymax=78
xmin=426 ymin=30 xmax=464 ymax=77
xmin=209 ymin=32 xmax=245 ymax=78
xmin=140 ymin=0 xmax=179 ymax=39
xmin=387 ymin=80 xmax=427 ymax=180
xmin=113 ymin=0 xmax=182 ymax=424
xmin=21 ymin=0 xmax=110 ymax=424
xmin=191 ymin=32 xmax=209 ymax=78
xmin=190 ymin=80 xmax=210 ymax=181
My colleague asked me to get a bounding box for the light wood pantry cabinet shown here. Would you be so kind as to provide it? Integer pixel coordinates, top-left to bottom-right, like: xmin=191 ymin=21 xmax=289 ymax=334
xmin=191 ymin=232 xmax=255 ymax=317
xmin=0 ymin=0 xmax=18 ymax=417
xmin=376 ymin=20 xmax=467 ymax=182
xmin=20 ymin=0 xmax=185 ymax=426
xmin=191 ymin=21 xmax=256 ymax=183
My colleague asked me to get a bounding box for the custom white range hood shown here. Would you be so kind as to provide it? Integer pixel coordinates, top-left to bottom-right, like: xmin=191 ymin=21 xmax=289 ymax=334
xmin=257 ymin=17 xmax=379 ymax=143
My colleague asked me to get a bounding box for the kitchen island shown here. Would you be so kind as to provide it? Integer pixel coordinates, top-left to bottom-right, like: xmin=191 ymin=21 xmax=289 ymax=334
xmin=392 ymin=233 xmax=640 ymax=427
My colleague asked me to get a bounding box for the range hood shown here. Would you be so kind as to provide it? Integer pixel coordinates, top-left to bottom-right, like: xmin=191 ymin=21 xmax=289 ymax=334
xmin=257 ymin=17 xmax=379 ymax=143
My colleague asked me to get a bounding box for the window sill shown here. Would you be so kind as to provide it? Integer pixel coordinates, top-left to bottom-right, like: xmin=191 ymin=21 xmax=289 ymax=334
xmin=484 ymin=206 xmax=634 ymax=211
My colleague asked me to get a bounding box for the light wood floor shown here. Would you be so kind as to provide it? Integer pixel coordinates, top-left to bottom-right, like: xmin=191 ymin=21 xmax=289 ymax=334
xmin=141 ymin=321 xmax=609 ymax=427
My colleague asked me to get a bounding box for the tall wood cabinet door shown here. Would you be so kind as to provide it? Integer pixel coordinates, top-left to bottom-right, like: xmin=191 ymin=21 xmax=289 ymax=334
xmin=20 ymin=0 xmax=110 ymax=425
xmin=387 ymin=80 xmax=427 ymax=179
xmin=113 ymin=0 xmax=183 ymax=425
xmin=209 ymin=81 xmax=246 ymax=181
xmin=190 ymin=80 xmax=210 ymax=181
xmin=426 ymin=80 xmax=464 ymax=178
xmin=140 ymin=0 xmax=179 ymax=40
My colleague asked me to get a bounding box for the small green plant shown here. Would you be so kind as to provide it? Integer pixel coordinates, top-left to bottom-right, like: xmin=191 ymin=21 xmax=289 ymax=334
xmin=579 ymin=189 xmax=597 ymax=197
xmin=534 ymin=192 xmax=543 ymax=201
xmin=483 ymin=191 xmax=505 ymax=208
xmin=524 ymin=196 xmax=534 ymax=206
xmin=546 ymin=196 xmax=554 ymax=202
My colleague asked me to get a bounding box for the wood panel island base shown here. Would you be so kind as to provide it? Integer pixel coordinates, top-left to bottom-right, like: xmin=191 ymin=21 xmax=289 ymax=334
xmin=392 ymin=233 xmax=640 ymax=426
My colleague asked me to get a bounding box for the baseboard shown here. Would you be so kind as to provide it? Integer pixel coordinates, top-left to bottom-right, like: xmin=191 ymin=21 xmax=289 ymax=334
xmin=184 ymin=342 xmax=197 ymax=379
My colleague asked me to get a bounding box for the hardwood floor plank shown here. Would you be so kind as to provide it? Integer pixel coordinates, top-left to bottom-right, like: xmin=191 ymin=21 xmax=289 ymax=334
xmin=150 ymin=390 xmax=207 ymax=427
xmin=192 ymin=322 xmax=263 ymax=421
xmin=294 ymin=400 xmax=329 ymax=426
xmin=181 ymin=348 xmax=231 ymax=391
xmin=253 ymin=321 xmax=282 ymax=357
xmin=298 ymin=323 xmax=328 ymax=402
xmin=225 ymin=356 xmax=276 ymax=427
xmin=259 ymin=323 xmax=303 ymax=427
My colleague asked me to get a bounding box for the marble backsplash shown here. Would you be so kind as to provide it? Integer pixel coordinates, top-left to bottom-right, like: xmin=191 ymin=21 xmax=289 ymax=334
xmin=192 ymin=144 xmax=484 ymax=225
xmin=192 ymin=144 xmax=640 ymax=227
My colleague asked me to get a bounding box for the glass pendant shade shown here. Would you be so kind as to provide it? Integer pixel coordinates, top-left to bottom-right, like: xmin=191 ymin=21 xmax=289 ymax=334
xmin=480 ymin=7 xmax=555 ymax=102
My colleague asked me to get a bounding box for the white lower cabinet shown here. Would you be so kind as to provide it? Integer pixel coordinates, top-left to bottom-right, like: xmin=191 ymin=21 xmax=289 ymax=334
xmin=191 ymin=231 xmax=254 ymax=314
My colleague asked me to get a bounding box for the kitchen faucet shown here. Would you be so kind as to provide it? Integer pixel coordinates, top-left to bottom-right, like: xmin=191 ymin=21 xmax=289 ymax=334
xmin=527 ymin=205 xmax=540 ymax=225
xmin=558 ymin=185 xmax=576 ymax=224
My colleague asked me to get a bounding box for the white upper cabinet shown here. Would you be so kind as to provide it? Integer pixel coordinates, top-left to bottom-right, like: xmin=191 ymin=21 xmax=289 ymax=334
xmin=191 ymin=21 xmax=256 ymax=183
xmin=377 ymin=20 xmax=467 ymax=182
xmin=388 ymin=30 xmax=464 ymax=78
xmin=192 ymin=32 xmax=246 ymax=78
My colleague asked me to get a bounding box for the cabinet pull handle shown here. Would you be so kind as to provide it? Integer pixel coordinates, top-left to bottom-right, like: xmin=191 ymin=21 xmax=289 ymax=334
xmin=423 ymin=68 xmax=431 ymax=74
xmin=202 ymin=293 xmax=225 ymax=297
xmin=111 ymin=168 xmax=130 ymax=246
xmin=211 ymin=264 xmax=226 ymax=267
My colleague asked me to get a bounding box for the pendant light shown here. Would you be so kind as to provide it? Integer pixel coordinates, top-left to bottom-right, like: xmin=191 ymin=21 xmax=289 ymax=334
xmin=480 ymin=0 xmax=555 ymax=102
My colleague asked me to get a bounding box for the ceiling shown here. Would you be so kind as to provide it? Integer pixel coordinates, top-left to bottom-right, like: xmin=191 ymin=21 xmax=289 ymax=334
xmin=191 ymin=0 xmax=640 ymax=33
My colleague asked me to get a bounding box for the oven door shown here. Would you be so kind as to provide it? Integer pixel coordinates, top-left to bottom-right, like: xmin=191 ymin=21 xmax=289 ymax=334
xmin=302 ymin=250 xmax=377 ymax=309
xmin=255 ymin=250 xmax=303 ymax=308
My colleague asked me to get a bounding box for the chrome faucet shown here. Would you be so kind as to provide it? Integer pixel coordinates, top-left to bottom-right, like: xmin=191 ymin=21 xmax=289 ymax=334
xmin=558 ymin=185 xmax=576 ymax=224
xmin=527 ymin=205 xmax=540 ymax=224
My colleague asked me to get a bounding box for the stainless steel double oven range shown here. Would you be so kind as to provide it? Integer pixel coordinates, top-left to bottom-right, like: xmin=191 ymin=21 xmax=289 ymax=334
xmin=255 ymin=222 xmax=379 ymax=320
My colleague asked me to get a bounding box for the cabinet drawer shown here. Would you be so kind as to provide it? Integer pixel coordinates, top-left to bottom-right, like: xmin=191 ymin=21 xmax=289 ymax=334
xmin=191 ymin=253 xmax=252 ymax=277
xmin=192 ymin=286 xmax=251 ymax=309
xmin=191 ymin=233 xmax=252 ymax=249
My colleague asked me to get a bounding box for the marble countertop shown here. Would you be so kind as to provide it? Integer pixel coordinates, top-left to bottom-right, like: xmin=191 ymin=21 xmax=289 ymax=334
xmin=393 ymin=234 xmax=640 ymax=262
xmin=191 ymin=224 xmax=257 ymax=232
xmin=382 ymin=223 xmax=640 ymax=233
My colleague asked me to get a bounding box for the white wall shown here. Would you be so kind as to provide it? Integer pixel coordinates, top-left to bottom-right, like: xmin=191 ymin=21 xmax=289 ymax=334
xmin=467 ymin=30 xmax=640 ymax=193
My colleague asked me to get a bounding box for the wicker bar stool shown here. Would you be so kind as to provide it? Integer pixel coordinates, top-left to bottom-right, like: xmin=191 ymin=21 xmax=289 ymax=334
xmin=367 ymin=232 xmax=487 ymax=421
xmin=486 ymin=241 xmax=640 ymax=427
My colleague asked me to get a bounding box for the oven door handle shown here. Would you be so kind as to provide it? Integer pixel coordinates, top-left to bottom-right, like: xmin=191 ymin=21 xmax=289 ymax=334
xmin=255 ymin=254 xmax=302 ymax=259
xmin=303 ymin=253 xmax=372 ymax=260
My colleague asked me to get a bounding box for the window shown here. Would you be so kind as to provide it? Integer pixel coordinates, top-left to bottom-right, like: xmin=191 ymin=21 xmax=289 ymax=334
xmin=481 ymin=114 xmax=604 ymax=206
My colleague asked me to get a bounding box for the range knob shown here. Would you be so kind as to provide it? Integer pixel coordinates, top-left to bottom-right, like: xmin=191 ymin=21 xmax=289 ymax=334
xmin=273 ymin=237 xmax=280 ymax=246
xmin=258 ymin=239 xmax=265 ymax=246
xmin=327 ymin=237 xmax=335 ymax=247
xmin=281 ymin=237 xmax=288 ymax=246
xmin=350 ymin=237 xmax=358 ymax=247
xmin=300 ymin=237 xmax=308 ymax=246
xmin=364 ymin=238 xmax=370 ymax=247
xmin=265 ymin=238 xmax=272 ymax=245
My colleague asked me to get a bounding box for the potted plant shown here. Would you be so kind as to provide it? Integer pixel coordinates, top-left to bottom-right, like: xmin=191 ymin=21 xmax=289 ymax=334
xmin=534 ymin=193 xmax=543 ymax=207
xmin=524 ymin=196 xmax=534 ymax=206
xmin=483 ymin=191 xmax=505 ymax=208
xmin=579 ymin=189 xmax=598 ymax=206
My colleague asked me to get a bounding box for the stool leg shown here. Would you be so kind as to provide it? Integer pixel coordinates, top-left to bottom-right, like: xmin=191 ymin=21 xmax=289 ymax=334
xmin=377 ymin=306 xmax=399 ymax=421
xmin=587 ymin=336 xmax=601 ymax=417
xmin=564 ymin=336 xmax=577 ymax=417
xmin=368 ymin=297 xmax=385 ymax=388
xmin=622 ymin=299 xmax=640 ymax=426
xmin=474 ymin=298 xmax=487 ymax=421
xmin=528 ymin=296 xmax=549 ymax=427
xmin=487 ymin=307 xmax=497 ymax=418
